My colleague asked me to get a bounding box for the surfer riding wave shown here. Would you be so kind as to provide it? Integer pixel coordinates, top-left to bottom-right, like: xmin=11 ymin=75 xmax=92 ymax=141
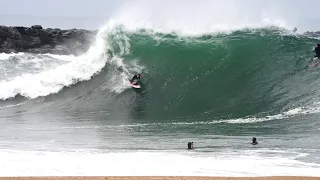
xmin=308 ymin=44 xmax=320 ymax=70
xmin=130 ymin=73 xmax=141 ymax=85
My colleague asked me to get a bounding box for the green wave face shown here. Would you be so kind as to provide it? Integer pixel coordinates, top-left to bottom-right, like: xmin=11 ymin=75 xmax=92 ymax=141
xmin=106 ymin=27 xmax=319 ymax=122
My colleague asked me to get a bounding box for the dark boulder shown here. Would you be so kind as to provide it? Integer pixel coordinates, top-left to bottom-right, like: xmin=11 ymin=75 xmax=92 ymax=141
xmin=0 ymin=27 xmax=11 ymax=38
xmin=15 ymin=26 xmax=27 ymax=35
xmin=36 ymin=29 xmax=52 ymax=45
xmin=25 ymin=28 xmax=36 ymax=37
xmin=31 ymin=25 xmax=43 ymax=30
xmin=21 ymin=36 xmax=41 ymax=49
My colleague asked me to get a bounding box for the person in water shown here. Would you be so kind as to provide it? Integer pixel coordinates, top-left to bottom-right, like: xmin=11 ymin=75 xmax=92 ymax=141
xmin=187 ymin=142 xmax=194 ymax=150
xmin=251 ymin=137 xmax=258 ymax=145
xmin=130 ymin=73 xmax=141 ymax=85
xmin=314 ymin=44 xmax=320 ymax=59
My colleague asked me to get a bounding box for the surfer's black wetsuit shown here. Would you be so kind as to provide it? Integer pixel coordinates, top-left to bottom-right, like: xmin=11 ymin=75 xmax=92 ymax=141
xmin=130 ymin=74 xmax=141 ymax=85
xmin=315 ymin=46 xmax=320 ymax=58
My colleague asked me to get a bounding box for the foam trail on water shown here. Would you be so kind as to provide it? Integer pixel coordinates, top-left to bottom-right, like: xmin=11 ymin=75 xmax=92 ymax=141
xmin=100 ymin=102 xmax=320 ymax=128
xmin=221 ymin=102 xmax=320 ymax=124
xmin=190 ymin=102 xmax=320 ymax=125
xmin=0 ymin=102 xmax=26 ymax=110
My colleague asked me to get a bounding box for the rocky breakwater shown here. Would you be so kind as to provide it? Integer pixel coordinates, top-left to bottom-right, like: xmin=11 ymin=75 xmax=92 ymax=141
xmin=303 ymin=31 xmax=320 ymax=38
xmin=0 ymin=25 xmax=98 ymax=55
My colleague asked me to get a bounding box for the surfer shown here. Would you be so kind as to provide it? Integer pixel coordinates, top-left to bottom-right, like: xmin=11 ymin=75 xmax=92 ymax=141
xmin=187 ymin=142 xmax=194 ymax=150
xmin=130 ymin=73 xmax=141 ymax=85
xmin=314 ymin=44 xmax=320 ymax=59
xmin=308 ymin=44 xmax=320 ymax=69
xmin=251 ymin=137 xmax=258 ymax=145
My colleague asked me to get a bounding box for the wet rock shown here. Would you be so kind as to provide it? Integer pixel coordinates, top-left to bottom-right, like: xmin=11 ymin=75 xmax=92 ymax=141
xmin=0 ymin=25 xmax=97 ymax=55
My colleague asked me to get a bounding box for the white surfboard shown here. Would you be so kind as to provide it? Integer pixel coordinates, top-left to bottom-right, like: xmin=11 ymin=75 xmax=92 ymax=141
xmin=309 ymin=57 xmax=320 ymax=70
xmin=129 ymin=80 xmax=141 ymax=89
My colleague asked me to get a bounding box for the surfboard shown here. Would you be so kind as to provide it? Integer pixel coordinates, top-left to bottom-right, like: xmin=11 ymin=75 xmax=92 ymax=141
xmin=309 ymin=57 xmax=320 ymax=70
xmin=129 ymin=80 xmax=141 ymax=89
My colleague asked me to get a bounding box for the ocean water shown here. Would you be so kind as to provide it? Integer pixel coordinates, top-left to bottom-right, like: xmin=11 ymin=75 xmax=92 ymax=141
xmin=1 ymin=0 xmax=320 ymax=176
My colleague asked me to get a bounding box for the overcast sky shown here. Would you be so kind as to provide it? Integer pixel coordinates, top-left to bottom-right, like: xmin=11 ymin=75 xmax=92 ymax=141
xmin=0 ymin=0 xmax=126 ymax=17
xmin=1 ymin=0 xmax=320 ymax=31
xmin=0 ymin=0 xmax=126 ymax=29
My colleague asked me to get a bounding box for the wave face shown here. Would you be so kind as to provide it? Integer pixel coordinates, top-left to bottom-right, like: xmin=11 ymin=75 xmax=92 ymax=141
xmin=1 ymin=0 xmax=320 ymax=123
xmin=123 ymin=28 xmax=313 ymax=119
xmin=1 ymin=25 xmax=320 ymax=122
